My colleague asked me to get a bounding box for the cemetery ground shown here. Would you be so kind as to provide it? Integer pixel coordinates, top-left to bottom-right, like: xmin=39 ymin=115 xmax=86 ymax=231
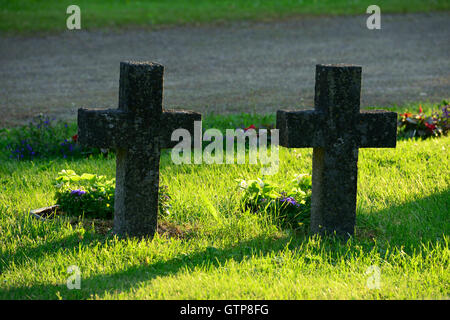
xmin=0 ymin=102 xmax=448 ymax=299
xmin=0 ymin=0 xmax=448 ymax=301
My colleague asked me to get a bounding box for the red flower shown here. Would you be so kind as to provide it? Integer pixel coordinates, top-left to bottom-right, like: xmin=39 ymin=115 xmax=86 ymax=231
xmin=424 ymin=122 xmax=436 ymax=132
xmin=401 ymin=112 xmax=412 ymax=118
xmin=419 ymin=105 xmax=423 ymax=113
xmin=244 ymin=124 xmax=256 ymax=131
xmin=72 ymin=134 xmax=78 ymax=142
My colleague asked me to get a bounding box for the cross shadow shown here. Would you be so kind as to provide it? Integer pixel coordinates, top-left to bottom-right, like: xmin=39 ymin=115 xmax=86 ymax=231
xmin=356 ymin=189 xmax=449 ymax=245
xmin=0 ymin=234 xmax=293 ymax=299
xmin=1 ymin=190 xmax=448 ymax=299
xmin=0 ymin=231 xmax=105 ymax=275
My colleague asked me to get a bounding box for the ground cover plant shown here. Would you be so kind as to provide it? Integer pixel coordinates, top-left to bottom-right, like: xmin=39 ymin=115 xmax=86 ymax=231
xmin=237 ymin=174 xmax=312 ymax=230
xmin=54 ymin=169 xmax=171 ymax=220
xmin=54 ymin=170 xmax=116 ymax=219
xmin=0 ymin=102 xmax=449 ymax=299
xmin=1 ymin=0 xmax=449 ymax=34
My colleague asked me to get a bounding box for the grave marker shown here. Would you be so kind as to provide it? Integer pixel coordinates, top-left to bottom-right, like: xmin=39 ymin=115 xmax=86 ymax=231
xmin=78 ymin=61 xmax=201 ymax=237
xmin=277 ymin=64 xmax=397 ymax=237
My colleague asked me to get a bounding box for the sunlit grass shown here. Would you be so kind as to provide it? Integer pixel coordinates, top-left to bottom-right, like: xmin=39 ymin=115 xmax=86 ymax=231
xmin=0 ymin=104 xmax=449 ymax=299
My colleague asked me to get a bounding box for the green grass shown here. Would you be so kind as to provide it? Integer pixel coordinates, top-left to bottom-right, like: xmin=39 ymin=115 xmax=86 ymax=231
xmin=1 ymin=0 xmax=449 ymax=34
xmin=0 ymin=103 xmax=449 ymax=299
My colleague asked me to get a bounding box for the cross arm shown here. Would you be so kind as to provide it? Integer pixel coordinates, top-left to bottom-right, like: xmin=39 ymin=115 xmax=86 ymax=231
xmin=78 ymin=108 xmax=130 ymax=148
xmin=357 ymin=110 xmax=397 ymax=148
xmin=277 ymin=109 xmax=326 ymax=148
xmin=160 ymin=109 xmax=202 ymax=148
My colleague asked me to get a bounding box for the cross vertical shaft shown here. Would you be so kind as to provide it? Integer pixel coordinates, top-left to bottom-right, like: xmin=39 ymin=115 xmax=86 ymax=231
xmin=115 ymin=62 xmax=164 ymax=237
xmin=311 ymin=65 xmax=361 ymax=236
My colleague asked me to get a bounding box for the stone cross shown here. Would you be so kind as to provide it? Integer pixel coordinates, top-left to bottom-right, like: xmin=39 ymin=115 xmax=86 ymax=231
xmin=78 ymin=61 xmax=201 ymax=238
xmin=277 ymin=64 xmax=397 ymax=237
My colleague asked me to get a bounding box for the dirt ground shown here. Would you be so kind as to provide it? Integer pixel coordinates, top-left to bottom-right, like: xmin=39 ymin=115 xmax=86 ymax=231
xmin=0 ymin=13 xmax=448 ymax=127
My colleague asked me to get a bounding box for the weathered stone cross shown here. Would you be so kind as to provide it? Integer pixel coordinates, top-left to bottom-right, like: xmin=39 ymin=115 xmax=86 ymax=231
xmin=78 ymin=61 xmax=201 ymax=237
xmin=277 ymin=64 xmax=397 ymax=237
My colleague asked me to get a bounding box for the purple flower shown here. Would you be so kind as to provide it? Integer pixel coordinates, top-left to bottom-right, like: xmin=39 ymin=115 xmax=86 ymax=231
xmin=442 ymin=105 xmax=449 ymax=119
xmin=70 ymin=189 xmax=86 ymax=196
xmin=280 ymin=197 xmax=300 ymax=207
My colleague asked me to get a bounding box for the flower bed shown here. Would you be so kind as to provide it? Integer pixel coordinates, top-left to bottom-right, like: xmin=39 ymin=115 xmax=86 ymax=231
xmin=1 ymin=114 xmax=103 ymax=160
xmin=2 ymin=102 xmax=448 ymax=161
xmin=398 ymin=101 xmax=449 ymax=139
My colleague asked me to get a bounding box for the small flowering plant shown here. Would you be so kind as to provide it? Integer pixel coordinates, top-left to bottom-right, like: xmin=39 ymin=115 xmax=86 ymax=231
xmin=55 ymin=170 xmax=116 ymax=219
xmin=397 ymin=101 xmax=449 ymax=139
xmin=237 ymin=174 xmax=312 ymax=230
xmin=54 ymin=170 xmax=171 ymax=219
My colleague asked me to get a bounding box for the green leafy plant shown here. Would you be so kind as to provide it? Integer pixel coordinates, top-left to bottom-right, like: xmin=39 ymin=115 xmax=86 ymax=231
xmin=237 ymin=174 xmax=312 ymax=230
xmin=55 ymin=170 xmax=115 ymax=219
xmin=55 ymin=169 xmax=172 ymax=219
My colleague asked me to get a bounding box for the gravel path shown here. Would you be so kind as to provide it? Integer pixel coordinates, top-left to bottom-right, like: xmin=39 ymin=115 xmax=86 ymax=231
xmin=0 ymin=13 xmax=449 ymax=127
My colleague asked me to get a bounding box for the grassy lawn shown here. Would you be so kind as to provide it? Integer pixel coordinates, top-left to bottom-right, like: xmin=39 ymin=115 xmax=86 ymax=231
xmin=1 ymin=0 xmax=449 ymax=34
xmin=0 ymin=103 xmax=449 ymax=299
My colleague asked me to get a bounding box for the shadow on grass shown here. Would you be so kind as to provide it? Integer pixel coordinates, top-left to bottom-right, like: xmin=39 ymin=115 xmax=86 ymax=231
xmin=0 ymin=234 xmax=295 ymax=299
xmin=0 ymin=190 xmax=448 ymax=299
xmin=357 ymin=189 xmax=449 ymax=246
